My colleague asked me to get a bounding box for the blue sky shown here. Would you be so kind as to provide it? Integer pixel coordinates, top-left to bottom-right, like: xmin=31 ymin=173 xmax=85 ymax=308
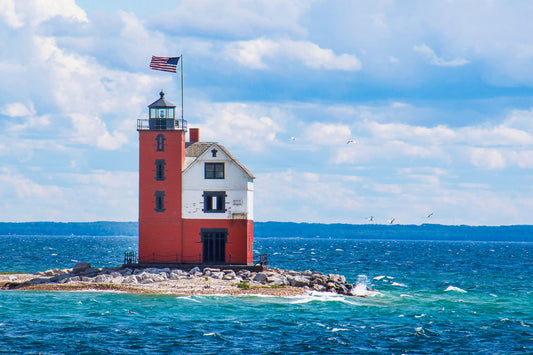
xmin=1 ymin=0 xmax=533 ymax=225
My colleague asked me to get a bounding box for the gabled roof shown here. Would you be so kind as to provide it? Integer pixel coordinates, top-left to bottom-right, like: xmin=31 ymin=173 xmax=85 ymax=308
xmin=184 ymin=142 xmax=255 ymax=179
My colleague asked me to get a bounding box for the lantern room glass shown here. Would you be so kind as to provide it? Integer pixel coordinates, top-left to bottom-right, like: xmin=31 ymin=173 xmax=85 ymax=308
xmin=150 ymin=107 xmax=175 ymax=119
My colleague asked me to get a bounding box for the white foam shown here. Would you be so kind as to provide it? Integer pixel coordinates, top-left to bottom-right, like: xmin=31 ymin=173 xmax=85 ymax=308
xmin=176 ymin=295 xmax=202 ymax=303
xmin=331 ymin=328 xmax=348 ymax=332
xmin=373 ymin=276 xmax=386 ymax=280
xmin=391 ymin=282 xmax=408 ymax=287
xmin=444 ymin=286 xmax=467 ymax=293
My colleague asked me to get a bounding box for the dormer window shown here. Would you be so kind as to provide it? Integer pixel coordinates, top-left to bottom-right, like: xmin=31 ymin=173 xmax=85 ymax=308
xmin=156 ymin=134 xmax=165 ymax=151
xmin=205 ymin=163 xmax=224 ymax=179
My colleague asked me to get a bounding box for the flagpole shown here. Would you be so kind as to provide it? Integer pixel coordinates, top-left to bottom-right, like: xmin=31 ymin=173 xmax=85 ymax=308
xmin=180 ymin=54 xmax=184 ymax=130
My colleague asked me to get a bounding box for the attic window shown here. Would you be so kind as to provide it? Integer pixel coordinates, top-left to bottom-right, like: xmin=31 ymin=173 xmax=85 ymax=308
xmin=205 ymin=163 xmax=224 ymax=179
xmin=211 ymin=149 xmax=218 ymax=157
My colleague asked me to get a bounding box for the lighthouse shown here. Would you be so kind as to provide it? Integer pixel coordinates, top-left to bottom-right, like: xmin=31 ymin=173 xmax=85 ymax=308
xmin=137 ymin=91 xmax=255 ymax=265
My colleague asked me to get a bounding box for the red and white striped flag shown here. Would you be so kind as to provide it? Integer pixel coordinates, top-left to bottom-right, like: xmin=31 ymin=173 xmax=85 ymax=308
xmin=149 ymin=56 xmax=180 ymax=73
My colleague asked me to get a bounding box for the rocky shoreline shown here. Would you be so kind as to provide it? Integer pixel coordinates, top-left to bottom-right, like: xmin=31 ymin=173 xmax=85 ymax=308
xmin=0 ymin=262 xmax=373 ymax=297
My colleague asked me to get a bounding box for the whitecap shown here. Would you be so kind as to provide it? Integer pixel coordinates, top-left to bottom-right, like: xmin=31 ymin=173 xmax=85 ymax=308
xmin=399 ymin=294 xmax=412 ymax=297
xmin=335 ymin=249 xmax=343 ymax=251
xmin=386 ymin=276 xmax=395 ymax=279
xmin=444 ymin=286 xmax=467 ymax=293
xmin=204 ymin=332 xmax=217 ymax=336
xmin=373 ymin=276 xmax=386 ymax=280
xmin=489 ymin=294 xmax=498 ymax=297
xmin=414 ymin=314 xmax=426 ymax=318
xmin=331 ymin=328 xmax=348 ymax=332
xmin=51 ymin=253 xmax=57 ymax=256
xmin=289 ymin=292 xmax=346 ymax=304
xmin=391 ymin=282 xmax=407 ymax=287
xmin=176 ymin=296 xmax=202 ymax=303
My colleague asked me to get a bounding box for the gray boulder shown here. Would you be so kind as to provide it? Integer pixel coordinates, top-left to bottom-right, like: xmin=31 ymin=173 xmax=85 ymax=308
xmin=72 ymin=262 xmax=92 ymax=274
xmin=122 ymin=275 xmax=138 ymax=284
xmin=266 ymin=275 xmax=288 ymax=286
xmin=210 ymin=272 xmax=224 ymax=279
xmin=190 ymin=266 xmax=201 ymax=274
xmin=95 ymin=274 xmax=112 ymax=283
xmin=287 ymin=275 xmax=311 ymax=287
xmin=328 ymin=274 xmax=346 ymax=284
xmin=252 ymin=272 xmax=268 ymax=283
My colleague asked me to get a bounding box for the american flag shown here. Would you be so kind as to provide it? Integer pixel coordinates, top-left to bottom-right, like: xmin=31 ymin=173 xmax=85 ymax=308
xmin=149 ymin=56 xmax=180 ymax=73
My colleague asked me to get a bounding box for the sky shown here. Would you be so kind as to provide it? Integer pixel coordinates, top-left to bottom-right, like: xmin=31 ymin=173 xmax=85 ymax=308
xmin=1 ymin=0 xmax=533 ymax=226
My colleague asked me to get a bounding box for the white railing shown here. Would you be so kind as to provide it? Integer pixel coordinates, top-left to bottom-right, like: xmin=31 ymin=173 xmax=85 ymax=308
xmin=137 ymin=119 xmax=188 ymax=131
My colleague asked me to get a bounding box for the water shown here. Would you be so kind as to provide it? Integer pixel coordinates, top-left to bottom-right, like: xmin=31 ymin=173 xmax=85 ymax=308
xmin=0 ymin=234 xmax=532 ymax=354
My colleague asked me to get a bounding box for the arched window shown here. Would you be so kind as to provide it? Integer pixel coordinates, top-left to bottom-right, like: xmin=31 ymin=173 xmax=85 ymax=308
xmin=155 ymin=159 xmax=166 ymax=181
xmin=156 ymin=134 xmax=166 ymax=151
xmin=154 ymin=191 xmax=166 ymax=212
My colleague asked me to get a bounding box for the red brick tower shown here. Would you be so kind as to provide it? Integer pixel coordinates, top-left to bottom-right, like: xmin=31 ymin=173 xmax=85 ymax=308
xmin=138 ymin=91 xmax=185 ymax=263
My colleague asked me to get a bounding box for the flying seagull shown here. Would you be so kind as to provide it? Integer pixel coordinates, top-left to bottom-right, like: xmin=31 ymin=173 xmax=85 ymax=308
xmin=347 ymin=139 xmax=357 ymax=144
xmin=290 ymin=137 xmax=296 ymax=141
xmin=367 ymin=216 xmax=374 ymax=222
xmin=388 ymin=218 xmax=395 ymax=225
xmin=427 ymin=212 xmax=434 ymax=218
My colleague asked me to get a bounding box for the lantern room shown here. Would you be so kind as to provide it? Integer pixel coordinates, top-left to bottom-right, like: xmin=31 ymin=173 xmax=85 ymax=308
xmin=137 ymin=90 xmax=187 ymax=131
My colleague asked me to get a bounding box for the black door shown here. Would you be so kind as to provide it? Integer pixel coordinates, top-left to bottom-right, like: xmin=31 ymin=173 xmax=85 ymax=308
xmin=201 ymin=228 xmax=227 ymax=264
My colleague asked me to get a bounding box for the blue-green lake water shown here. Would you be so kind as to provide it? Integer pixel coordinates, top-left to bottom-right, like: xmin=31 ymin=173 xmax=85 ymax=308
xmin=0 ymin=234 xmax=531 ymax=354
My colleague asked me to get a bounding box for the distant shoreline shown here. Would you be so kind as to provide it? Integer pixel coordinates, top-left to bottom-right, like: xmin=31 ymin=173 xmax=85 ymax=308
xmin=0 ymin=221 xmax=532 ymax=242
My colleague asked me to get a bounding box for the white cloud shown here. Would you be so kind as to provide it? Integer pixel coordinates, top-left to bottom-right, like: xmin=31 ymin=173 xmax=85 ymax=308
xmin=11 ymin=0 xmax=88 ymax=27
xmin=192 ymin=101 xmax=285 ymax=152
xmin=149 ymin=0 xmax=309 ymax=38
xmin=0 ymin=0 xmax=23 ymax=28
xmin=225 ymin=38 xmax=361 ymax=71
xmin=303 ymin=122 xmax=352 ymax=146
xmin=1 ymin=102 xmax=36 ymax=117
xmin=0 ymin=167 xmax=63 ymax=199
xmin=69 ymin=113 xmax=128 ymax=150
xmin=413 ymin=44 xmax=470 ymax=67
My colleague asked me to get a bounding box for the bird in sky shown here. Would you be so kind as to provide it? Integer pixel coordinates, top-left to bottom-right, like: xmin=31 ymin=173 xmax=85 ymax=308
xmin=347 ymin=139 xmax=357 ymax=144
xmin=427 ymin=212 xmax=434 ymax=218
xmin=290 ymin=137 xmax=296 ymax=141
xmin=389 ymin=218 xmax=395 ymax=224
xmin=367 ymin=216 xmax=374 ymax=222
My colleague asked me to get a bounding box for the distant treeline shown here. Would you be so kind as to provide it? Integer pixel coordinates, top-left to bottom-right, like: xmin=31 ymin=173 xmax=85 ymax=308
xmin=0 ymin=221 xmax=531 ymax=242
xmin=255 ymin=222 xmax=533 ymax=242
xmin=0 ymin=222 xmax=138 ymax=236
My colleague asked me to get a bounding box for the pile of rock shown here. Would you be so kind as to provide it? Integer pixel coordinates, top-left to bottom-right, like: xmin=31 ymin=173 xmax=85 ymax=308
xmin=28 ymin=262 xmax=365 ymax=296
